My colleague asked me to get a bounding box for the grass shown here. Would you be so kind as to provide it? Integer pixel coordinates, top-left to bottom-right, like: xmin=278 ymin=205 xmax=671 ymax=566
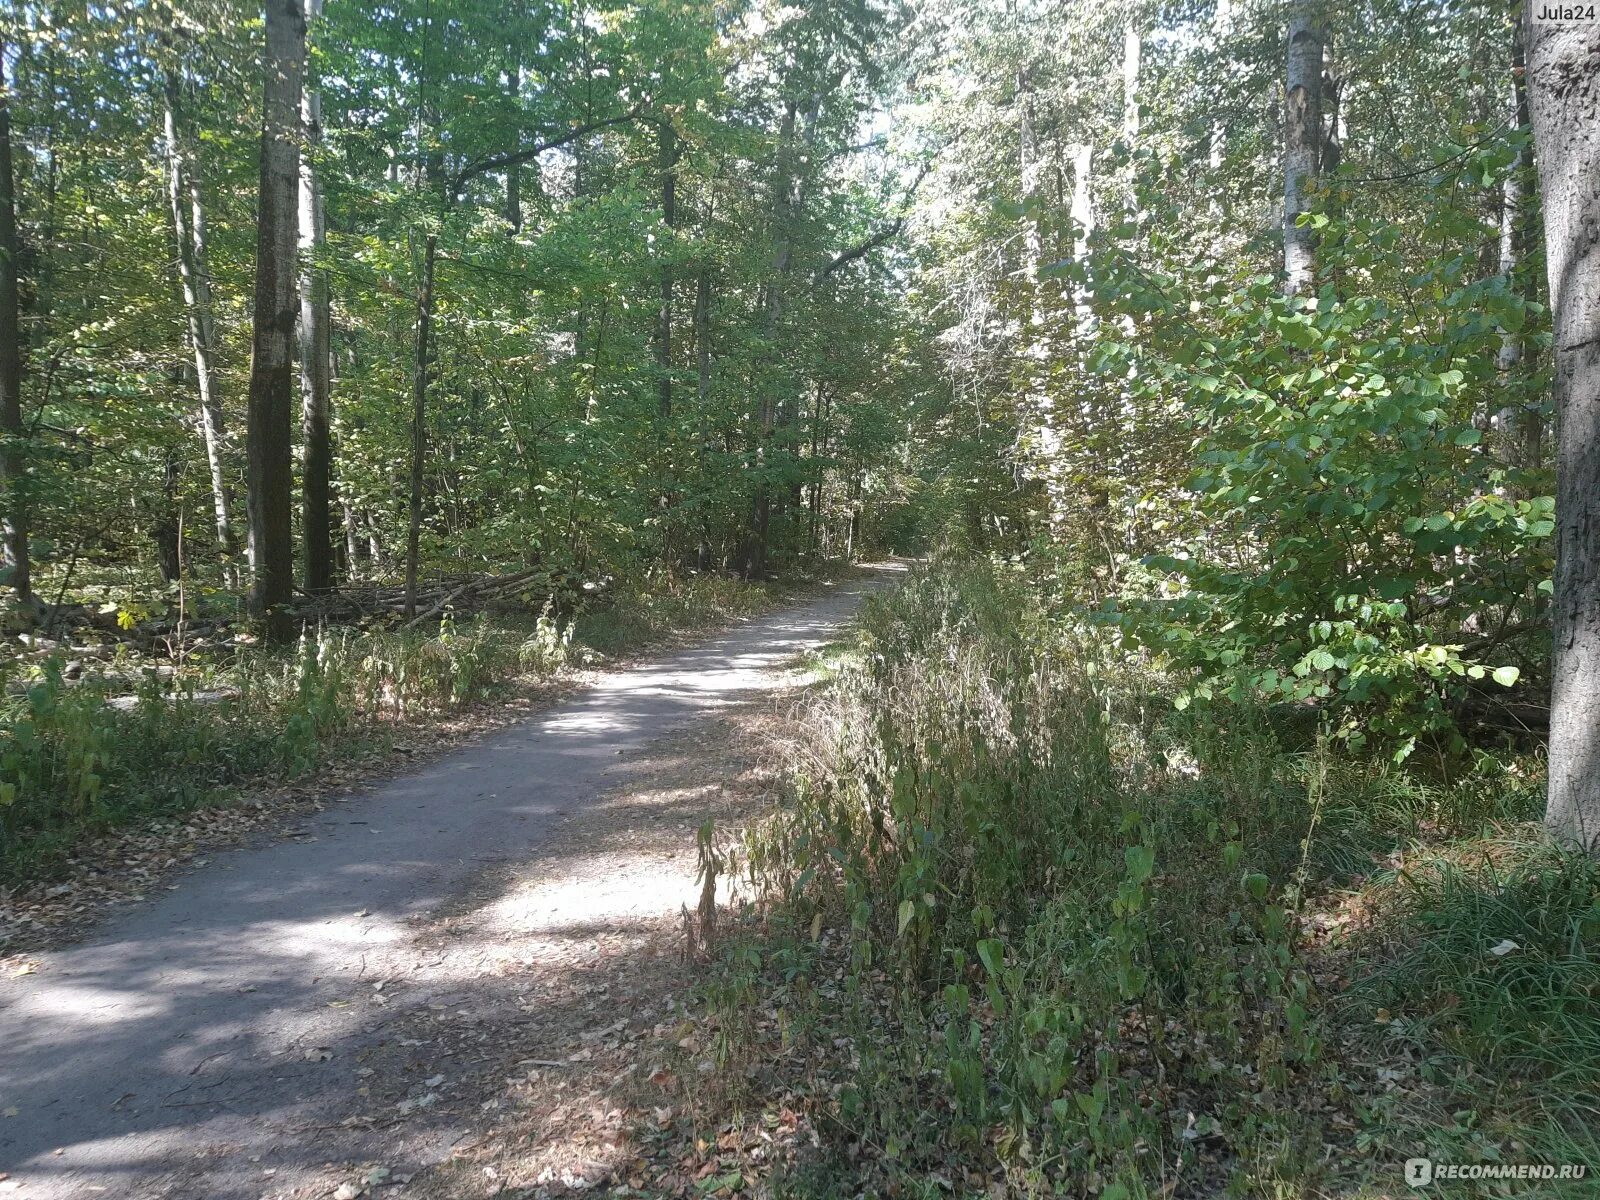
xmin=0 ymin=569 xmax=815 ymax=885
xmin=571 ymin=570 xmax=793 ymax=659
xmin=688 ymin=558 xmax=1599 ymax=1198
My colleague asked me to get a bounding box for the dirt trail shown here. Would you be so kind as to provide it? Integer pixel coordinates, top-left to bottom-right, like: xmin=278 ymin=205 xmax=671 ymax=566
xmin=0 ymin=571 xmax=892 ymax=1199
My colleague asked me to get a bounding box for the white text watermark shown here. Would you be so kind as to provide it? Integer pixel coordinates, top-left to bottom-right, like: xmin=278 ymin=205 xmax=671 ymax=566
xmin=1405 ymin=1158 xmax=1588 ymax=1187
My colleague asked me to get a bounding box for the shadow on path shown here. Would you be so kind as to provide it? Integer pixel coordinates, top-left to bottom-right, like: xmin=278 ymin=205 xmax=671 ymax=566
xmin=0 ymin=568 xmax=900 ymax=1199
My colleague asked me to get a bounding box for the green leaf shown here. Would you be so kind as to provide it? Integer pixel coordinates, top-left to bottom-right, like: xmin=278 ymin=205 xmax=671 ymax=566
xmin=976 ymin=938 xmax=1006 ymax=978
xmin=896 ymin=898 xmax=917 ymax=936
xmin=1124 ymin=844 xmax=1156 ymax=884
xmin=1075 ymin=1090 xmax=1105 ymax=1121
xmin=1491 ymin=665 xmax=1520 ymax=687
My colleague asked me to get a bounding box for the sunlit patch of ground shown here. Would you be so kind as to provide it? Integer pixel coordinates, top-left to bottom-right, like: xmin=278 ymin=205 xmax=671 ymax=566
xmin=342 ymin=698 xmax=809 ymax=1200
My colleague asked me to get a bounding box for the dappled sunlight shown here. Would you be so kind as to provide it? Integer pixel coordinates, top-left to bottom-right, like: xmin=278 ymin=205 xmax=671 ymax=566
xmin=0 ymin=581 xmax=878 ymax=1198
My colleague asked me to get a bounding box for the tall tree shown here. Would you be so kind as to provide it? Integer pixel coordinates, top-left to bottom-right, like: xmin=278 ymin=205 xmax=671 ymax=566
xmin=746 ymin=95 xmax=802 ymax=578
xmin=163 ymin=70 xmax=236 ymax=571
xmin=1283 ymin=0 xmax=1322 ymax=297
xmin=0 ymin=37 xmax=32 ymax=618
xmin=245 ymin=0 xmax=307 ymax=637
xmin=298 ymin=0 xmax=333 ymax=593
xmin=1121 ymin=22 xmax=1140 ymax=143
xmin=656 ymin=116 xmax=677 ymax=421
xmin=1528 ymin=15 xmax=1600 ymax=852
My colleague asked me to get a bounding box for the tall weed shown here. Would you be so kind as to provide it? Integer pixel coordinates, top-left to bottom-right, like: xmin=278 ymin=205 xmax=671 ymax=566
xmin=722 ymin=559 xmax=1590 ymax=1197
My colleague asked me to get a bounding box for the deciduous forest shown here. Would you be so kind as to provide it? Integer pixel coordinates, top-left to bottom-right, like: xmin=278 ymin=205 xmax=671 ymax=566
xmin=3 ymin=1 xmax=1600 ymax=1197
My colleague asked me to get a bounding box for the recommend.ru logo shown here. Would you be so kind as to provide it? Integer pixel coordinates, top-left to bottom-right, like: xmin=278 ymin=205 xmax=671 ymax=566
xmin=1404 ymin=1158 xmax=1589 ymax=1187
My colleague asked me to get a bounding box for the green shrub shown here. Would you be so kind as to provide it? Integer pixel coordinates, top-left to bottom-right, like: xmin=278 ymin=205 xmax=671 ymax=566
xmin=573 ymin=571 xmax=778 ymax=658
xmin=0 ymin=572 xmax=783 ymax=883
xmin=0 ymin=621 xmax=528 ymax=880
xmin=720 ymin=559 xmax=1580 ymax=1198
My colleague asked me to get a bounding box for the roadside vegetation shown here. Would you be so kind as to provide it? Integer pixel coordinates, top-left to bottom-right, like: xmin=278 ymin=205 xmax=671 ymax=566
xmin=5 ymin=0 xmax=1600 ymax=1195
xmin=679 ymin=560 xmax=1597 ymax=1198
xmin=0 ymin=570 xmax=810 ymax=884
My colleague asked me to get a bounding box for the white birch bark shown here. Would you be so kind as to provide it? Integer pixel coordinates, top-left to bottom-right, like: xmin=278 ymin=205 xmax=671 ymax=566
xmin=1283 ymin=0 xmax=1322 ymax=296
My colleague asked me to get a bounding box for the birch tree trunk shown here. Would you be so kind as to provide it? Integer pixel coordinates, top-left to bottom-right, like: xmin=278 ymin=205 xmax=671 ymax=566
xmin=298 ymin=0 xmax=334 ymax=594
xmin=1495 ymin=22 xmax=1542 ymax=474
xmin=163 ymin=72 xmax=236 ymax=571
xmin=0 ymin=39 xmax=34 ymax=616
xmin=1498 ymin=56 xmax=1528 ymax=375
xmin=1528 ymin=16 xmax=1600 ymax=852
xmin=245 ymin=0 xmax=306 ymax=638
xmin=1017 ymin=64 xmax=1060 ymax=525
xmin=1283 ymin=0 xmax=1323 ymax=297
xmin=1122 ymin=24 xmax=1141 ymax=144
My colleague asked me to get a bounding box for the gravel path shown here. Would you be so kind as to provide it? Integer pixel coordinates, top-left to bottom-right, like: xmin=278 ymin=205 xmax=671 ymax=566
xmin=0 ymin=574 xmax=887 ymax=1199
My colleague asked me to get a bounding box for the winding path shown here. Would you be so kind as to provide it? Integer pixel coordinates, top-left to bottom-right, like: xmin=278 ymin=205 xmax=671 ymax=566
xmin=0 ymin=572 xmax=889 ymax=1199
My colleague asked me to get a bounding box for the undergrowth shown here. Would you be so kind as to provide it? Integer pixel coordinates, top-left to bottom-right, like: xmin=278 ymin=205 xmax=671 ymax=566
xmin=0 ymin=571 xmax=796 ymax=884
xmin=698 ymin=560 xmax=1596 ymax=1198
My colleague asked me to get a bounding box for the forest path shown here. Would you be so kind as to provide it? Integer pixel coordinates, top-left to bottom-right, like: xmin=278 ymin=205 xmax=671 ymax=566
xmin=0 ymin=569 xmax=894 ymax=1199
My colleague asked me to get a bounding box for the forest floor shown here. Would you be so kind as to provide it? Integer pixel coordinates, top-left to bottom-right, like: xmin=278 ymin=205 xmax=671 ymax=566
xmin=0 ymin=568 xmax=897 ymax=1200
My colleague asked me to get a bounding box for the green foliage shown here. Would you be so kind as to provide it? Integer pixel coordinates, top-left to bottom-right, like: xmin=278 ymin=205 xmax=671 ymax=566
xmin=894 ymin=0 xmax=1555 ymax=752
xmin=1087 ymin=142 xmax=1551 ymax=755
xmin=0 ymin=572 xmax=786 ymax=882
xmin=718 ymin=560 xmax=1588 ymax=1197
xmin=0 ymin=624 xmax=511 ymax=879
xmin=571 ymin=571 xmax=787 ymax=659
xmin=0 ymin=0 xmax=926 ymax=625
xmin=1363 ymin=835 xmax=1600 ymax=1079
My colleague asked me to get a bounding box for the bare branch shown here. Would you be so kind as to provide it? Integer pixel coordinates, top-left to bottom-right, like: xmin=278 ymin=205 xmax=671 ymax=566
xmin=818 ymin=158 xmax=934 ymax=280
xmin=450 ymin=106 xmax=643 ymax=198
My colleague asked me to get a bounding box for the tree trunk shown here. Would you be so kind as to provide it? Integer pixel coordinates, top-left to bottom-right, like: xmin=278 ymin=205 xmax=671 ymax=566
xmin=694 ymin=263 xmax=712 ymax=571
xmin=1122 ymin=24 xmax=1141 ymax=144
xmin=153 ymin=453 xmax=182 ymax=584
xmin=403 ymin=234 xmax=437 ymax=619
xmin=1529 ymin=17 xmax=1600 ymax=852
xmin=505 ymin=67 xmax=523 ymax=232
xmin=245 ymin=0 xmax=306 ymax=639
xmin=505 ymin=160 xmax=521 ymax=231
xmin=745 ymin=98 xmax=800 ymax=579
xmin=656 ymin=118 xmax=676 ymax=421
xmin=341 ymin=496 xmax=362 ymax=578
xmin=1496 ymin=21 xmax=1542 ymax=473
xmin=298 ymin=0 xmax=334 ymax=594
xmin=163 ymin=71 xmax=236 ymax=571
xmin=0 ymin=39 xmax=34 ymax=616
xmin=695 ymin=266 xmax=711 ymax=406
xmin=808 ymin=385 xmax=828 ymax=556
xmin=1071 ymin=143 xmax=1094 ymax=325
xmin=1283 ymin=0 xmax=1322 ymax=297
xmin=1208 ymin=0 xmax=1234 ymax=216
